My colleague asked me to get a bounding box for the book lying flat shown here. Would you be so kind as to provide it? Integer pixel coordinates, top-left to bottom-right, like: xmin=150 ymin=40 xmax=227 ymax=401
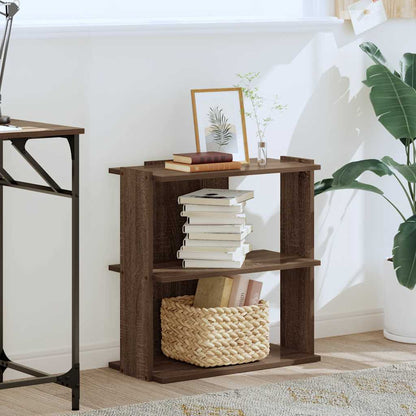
xmin=165 ymin=161 xmax=241 ymax=173
xmin=177 ymin=244 xmax=249 ymax=261
xmin=183 ymin=203 xmax=245 ymax=213
xmin=181 ymin=212 xmax=246 ymax=225
xmin=193 ymin=276 xmax=234 ymax=308
xmin=173 ymin=152 xmax=232 ymax=165
xmin=183 ymin=238 xmax=247 ymax=248
xmin=180 ymin=243 xmax=251 ymax=254
xmin=183 ymin=223 xmax=247 ymax=234
xmin=187 ymin=225 xmax=252 ymax=241
xmin=178 ymin=250 xmax=244 ymax=262
xmin=183 ymin=258 xmax=245 ymax=269
xmin=178 ymin=189 xmax=254 ymax=206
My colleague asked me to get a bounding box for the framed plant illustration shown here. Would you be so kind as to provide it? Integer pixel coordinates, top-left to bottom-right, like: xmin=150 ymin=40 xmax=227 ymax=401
xmin=191 ymin=88 xmax=249 ymax=163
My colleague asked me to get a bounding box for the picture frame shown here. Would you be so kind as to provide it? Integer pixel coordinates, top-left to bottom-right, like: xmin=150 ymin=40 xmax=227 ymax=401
xmin=191 ymin=88 xmax=250 ymax=164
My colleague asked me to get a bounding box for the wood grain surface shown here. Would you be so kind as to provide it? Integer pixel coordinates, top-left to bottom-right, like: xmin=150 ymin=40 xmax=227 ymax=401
xmin=280 ymin=156 xmax=315 ymax=355
xmin=0 ymin=119 xmax=84 ymax=140
xmin=120 ymin=168 xmax=154 ymax=380
xmin=336 ymin=0 xmax=416 ymax=19
xmin=109 ymin=158 xmax=320 ymax=181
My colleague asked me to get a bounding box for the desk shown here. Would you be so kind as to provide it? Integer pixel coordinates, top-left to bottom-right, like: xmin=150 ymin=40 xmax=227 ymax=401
xmin=0 ymin=119 xmax=84 ymax=411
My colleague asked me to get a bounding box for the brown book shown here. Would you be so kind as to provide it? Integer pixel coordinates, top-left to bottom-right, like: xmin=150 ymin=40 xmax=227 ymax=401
xmin=244 ymin=280 xmax=263 ymax=306
xmin=228 ymin=275 xmax=250 ymax=307
xmin=193 ymin=276 xmax=233 ymax=308
xmin=173 ymin=152 xmax=233 ymax=164
xmin=165 ymin=161 xmax=241 ymax=173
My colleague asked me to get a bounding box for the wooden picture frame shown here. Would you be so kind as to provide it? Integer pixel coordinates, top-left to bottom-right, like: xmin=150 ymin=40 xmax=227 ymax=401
xmin=191 ymin=88 xmax=250 ymax=164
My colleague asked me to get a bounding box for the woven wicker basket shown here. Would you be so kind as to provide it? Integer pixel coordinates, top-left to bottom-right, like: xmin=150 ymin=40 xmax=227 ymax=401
xmin=161 ymin=295 xmax=270 ymax=368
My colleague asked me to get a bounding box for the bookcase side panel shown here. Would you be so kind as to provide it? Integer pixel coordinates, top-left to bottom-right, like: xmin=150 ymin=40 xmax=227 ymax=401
xmin=280 ymin=167 xmax=315 ymax=355
xmin=120 ymin=168 xmax=154 ymax=380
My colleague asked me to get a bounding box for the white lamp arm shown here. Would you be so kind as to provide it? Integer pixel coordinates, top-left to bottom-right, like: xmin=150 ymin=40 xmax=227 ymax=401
xmin=0 ymin=0 xmax=19 ymax=123
xmin=0 ymin=1 xmax=19 ymax=18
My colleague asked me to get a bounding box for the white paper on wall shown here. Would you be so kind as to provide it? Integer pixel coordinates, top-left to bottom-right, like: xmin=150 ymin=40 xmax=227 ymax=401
xmin=348 ymin=0 xmax=387 ymax=35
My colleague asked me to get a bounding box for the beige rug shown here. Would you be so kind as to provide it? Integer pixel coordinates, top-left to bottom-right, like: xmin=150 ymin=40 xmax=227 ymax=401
xmin=66 ymin=362 xmax=416 ymax=415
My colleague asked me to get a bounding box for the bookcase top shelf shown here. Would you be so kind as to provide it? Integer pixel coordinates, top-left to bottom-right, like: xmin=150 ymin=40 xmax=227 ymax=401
xmin=109 ymin=250 xmax=321 ymax=283
xmin=109 ymin=158 xmax=321 ymax=182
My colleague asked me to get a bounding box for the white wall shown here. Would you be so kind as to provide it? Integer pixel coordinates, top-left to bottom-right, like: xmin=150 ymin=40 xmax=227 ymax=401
xmin=2 ymin=19 xmax=414 ymax=372
xmin=17 ymin=0 xmax=328 ymax=22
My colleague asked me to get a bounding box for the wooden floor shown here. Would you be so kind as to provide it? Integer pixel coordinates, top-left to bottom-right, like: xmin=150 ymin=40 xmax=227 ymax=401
xmin=1 ymin=331 xmax=415 ymax=416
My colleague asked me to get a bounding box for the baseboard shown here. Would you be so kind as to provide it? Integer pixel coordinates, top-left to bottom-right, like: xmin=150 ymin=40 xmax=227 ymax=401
xmin=270 ymin=308 xmax=384 ymax=344
xmin=4 ymin=309 xmax=384 ymax=377
xmin=315 ymin=308 xmax=384 ymax=339
xmin=4 ymin=342 xmax=120 ymax=380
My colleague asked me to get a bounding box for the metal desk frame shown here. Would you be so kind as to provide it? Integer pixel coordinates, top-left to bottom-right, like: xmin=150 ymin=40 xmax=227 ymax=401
xmin=0 ymin=120 xmax=83 ymax=411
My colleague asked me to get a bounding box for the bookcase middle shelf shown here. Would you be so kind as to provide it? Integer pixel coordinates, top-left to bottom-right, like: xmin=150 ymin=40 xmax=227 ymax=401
xmin=109 ymin=249 xmax=320 ymax=283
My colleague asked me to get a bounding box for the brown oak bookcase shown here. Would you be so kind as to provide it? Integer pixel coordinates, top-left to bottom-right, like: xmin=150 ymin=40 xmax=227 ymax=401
xmin=108 ymin=156 xmax=321 ymax=383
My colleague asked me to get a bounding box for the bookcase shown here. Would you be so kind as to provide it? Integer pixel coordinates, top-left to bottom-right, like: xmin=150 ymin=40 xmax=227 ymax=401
xmin=108 ymin=156 xmax=321 ymax=383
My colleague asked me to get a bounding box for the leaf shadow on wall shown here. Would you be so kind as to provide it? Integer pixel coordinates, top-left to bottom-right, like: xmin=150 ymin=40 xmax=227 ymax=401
xmin=287 ymin=65 xmax=374 ymax=312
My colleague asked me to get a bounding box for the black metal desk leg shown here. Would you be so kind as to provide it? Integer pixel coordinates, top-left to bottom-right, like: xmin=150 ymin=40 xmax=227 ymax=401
xmin=71 ymin=134 xmax=80 ymax=411
xmin=0 ymin=122 xmax=83 ymax=412
xmin=0 ymin=140 xmax=10 ymax=382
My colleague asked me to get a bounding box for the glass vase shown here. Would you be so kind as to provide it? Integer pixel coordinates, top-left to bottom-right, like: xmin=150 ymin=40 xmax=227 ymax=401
xmin=257 ymin=141 xmax=267 ymax=167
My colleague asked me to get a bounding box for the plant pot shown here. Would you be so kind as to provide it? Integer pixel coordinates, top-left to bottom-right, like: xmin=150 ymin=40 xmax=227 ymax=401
xmin=384 ymin=260 xmax=416 ymax=344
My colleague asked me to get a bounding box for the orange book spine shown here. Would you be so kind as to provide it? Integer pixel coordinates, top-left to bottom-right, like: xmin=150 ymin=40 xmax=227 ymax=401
xmin=188 ymin=161 xmax=241 ymax=172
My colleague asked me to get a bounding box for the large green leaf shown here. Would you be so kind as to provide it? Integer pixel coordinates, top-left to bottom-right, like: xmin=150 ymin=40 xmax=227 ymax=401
xmin=360 ymin=42 xmax=399 ymax=76
xmin=363 ymin=65 xmax=416 ymax=140
xmin=314 ymin=179 xmax=334 ymax=195
xmin=360 ymin=42 xmax=389 ymax=67
xmin=314 ymin=159 xmax=391 ymax=196
xmin=393 ymin=215 xmax=416 ymax=289
xmin=332 ymin=159 xmax=392 ymax=186
xmin=400 ymin=53 xmax=416 ymax=89
xmin=382 ymin=156 xmax=416 ymax=183
xmin=400 ymin=137 xmax=414 ymax=147
xmin=314 ymin=178 xmax=384 ymax=196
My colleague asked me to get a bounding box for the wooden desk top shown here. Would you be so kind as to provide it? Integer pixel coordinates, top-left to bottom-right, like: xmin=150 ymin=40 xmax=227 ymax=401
xmin=0 ymin=119 xmax=84 ymax=140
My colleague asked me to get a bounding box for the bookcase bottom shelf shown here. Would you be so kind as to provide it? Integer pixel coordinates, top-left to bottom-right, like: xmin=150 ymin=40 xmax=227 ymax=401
xmin=109 ymin=344 xmax=320 ymax=383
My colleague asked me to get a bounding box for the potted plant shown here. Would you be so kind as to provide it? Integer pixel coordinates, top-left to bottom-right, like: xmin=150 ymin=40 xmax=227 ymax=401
xmin=315 ymin=42 xmax=416 ymax=343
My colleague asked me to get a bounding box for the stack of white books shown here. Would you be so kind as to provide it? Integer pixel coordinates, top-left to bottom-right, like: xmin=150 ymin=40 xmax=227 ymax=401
xmin=177 ymin=188 xmax=254 ymax=268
